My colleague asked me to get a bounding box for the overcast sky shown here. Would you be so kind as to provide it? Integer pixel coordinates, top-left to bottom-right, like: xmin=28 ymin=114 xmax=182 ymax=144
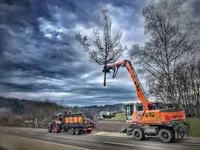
xmin=0 ymin=0 xmax=199 ymax=106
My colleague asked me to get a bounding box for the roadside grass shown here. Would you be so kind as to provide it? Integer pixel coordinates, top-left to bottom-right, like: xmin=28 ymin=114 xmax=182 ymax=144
xmin=104 ymin=113 xmax=125 ymax=121
xmin=187 ymin=117 xmax=200 ymax=137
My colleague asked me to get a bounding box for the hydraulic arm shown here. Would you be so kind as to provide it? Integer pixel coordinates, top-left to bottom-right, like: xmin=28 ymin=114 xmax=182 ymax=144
xmin=103 ymin=60 xmax=151 ymax=110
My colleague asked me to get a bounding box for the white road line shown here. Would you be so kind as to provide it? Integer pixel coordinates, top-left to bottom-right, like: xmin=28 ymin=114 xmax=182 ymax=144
xmin=92 ymin=132 xmax=106 ymax=135
xmin=29 ymin=132 xmax=37 ymax=135
xmin=15 ymin=131 xmax=20 ymax=133
xmin=92 ymin=132 xmax=127 ymax=137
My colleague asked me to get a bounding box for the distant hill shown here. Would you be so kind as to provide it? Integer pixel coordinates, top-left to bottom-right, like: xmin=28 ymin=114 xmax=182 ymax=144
xmin=0 ymin=96 xmax=125 ymax=121
xmin=0 ymin=96 xmax=65 ymax=120
xmin=81 ymin=103 xmax=125 ymax=112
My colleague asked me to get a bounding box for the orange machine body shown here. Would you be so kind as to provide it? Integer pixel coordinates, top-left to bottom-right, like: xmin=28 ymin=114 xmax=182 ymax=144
xmin=131 ymin=108 xmax=186 ymax=125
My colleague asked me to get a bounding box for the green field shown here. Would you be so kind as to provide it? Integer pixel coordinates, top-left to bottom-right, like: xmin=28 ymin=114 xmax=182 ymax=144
xmin=104 ymin=113 xmax=125 ymax=121
xmin=187 ymin=118 xmax=200 ymax=137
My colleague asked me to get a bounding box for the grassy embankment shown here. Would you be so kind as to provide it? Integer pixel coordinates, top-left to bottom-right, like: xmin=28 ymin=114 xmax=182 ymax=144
xmin=104 ymin=113 xmax=125 ymax=121
xmin=105 ymin=113 xmax=200 ymax=137
xmin=187 ymin=118 xmax=200 ymax=137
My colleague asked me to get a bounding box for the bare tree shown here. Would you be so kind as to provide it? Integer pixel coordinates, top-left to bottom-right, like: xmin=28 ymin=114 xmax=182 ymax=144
xmin=176 ymin=68 xmax=194 ymax=116
xmin=76 ymin=9 xmax=126 ymax=86
xmin=176 ymin=59 xmax=200 ymax=117
xmin=24 ymin=99 xmax=59 ymax=122
xmin=129 ymin=0 xmax=198 ymax=103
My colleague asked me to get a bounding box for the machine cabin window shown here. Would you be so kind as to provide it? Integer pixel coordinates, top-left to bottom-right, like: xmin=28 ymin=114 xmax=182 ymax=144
xmin=126 ymin=104 xmax=134 ymax=121
xmin=126 ymin=104 xmax=134 ymax=115
xmin=136 ymin=104 xmax=143 ymax=111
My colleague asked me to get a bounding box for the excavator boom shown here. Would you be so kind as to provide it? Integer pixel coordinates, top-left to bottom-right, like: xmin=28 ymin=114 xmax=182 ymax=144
xmin=103 ymin=60 xmax=149 ymax=109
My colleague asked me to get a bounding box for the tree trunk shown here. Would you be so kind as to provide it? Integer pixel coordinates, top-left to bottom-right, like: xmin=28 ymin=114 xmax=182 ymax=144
xmin=103 ymin=71 xmax=107 ymax=86
xmin=196 ymin=105 xmax=200 ymax=117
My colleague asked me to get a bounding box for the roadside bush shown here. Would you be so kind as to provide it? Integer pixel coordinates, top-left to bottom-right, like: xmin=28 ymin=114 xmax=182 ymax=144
xmin=0 ymin=108 xmax=24 ymax=127
xmin=9 ymin=116 xmax=24 ymax=127
xmin=0 ymin=108 xmax=12 ymax=126
xmin=187 ymin=118 xmax=200 ymax=137
xmin=0 ymin=115 xmax=9 ymax=126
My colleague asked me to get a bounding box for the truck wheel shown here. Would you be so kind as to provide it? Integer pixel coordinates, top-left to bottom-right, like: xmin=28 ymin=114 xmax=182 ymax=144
xmin=75 ymin=128 xmax=81 ymax=135
xmin=132 ymin=128 xmax=145 ymax=141
xmin=87 ymin=130 xmax=92 ymax=133
xmin=53 ymin=124 xmax=61 ymax=133
xmin=63 ymin=127 xmax=68 ymax=132
xmin=47 ymin=124 xmax=52 ymax=133
xmin=70 ymin=128 xmax=75 ymax=135
xmin=176 ymin=125 xmax=187 ymax=140
xmin=158 ymin=128 xmax=174 ymax=143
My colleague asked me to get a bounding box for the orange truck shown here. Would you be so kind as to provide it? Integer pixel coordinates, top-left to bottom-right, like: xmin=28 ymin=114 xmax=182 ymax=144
xmin=103 ymin=60 xmax=188 ymax=143
xmin=47 ymin=112 xmax=94 ymax=135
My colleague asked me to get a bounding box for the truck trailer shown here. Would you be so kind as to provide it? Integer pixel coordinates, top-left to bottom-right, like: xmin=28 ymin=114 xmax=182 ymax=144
xmin=47 ymin=112 xmax=94 ymax=135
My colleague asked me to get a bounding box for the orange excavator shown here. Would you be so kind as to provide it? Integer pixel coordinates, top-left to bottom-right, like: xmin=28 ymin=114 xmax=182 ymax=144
xmin=103 ymin=60 xmax=188 ymax=143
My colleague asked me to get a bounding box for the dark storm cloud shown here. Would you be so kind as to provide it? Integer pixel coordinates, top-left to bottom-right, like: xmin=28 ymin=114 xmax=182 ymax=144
xmin=0 ymin=0 xmax=50 ymax=37
xmin=65 ymin=83 xmax=135 ymax=96
xmin=0 ymin=81 xmax=63 ymax=92
xmin=192 ymin=0 xmax=200 ymax=17
xmin=0 ymin=0 xmax=197 ymax=105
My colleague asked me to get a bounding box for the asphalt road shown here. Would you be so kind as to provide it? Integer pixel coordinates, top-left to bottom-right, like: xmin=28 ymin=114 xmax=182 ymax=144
xmin=0 ymin=127 xmax=200 ymax=150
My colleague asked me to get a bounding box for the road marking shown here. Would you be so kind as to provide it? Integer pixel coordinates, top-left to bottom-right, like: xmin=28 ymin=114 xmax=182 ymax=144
xmin=29 ymin=132 xmax=37 ymax=135
xmin=15 ymin=131 xmax=20 ymax=133
xmin=92 ymin=132 xmax=106 ymax=135
xmin=92 ymin=132 xmax=127 ymax=137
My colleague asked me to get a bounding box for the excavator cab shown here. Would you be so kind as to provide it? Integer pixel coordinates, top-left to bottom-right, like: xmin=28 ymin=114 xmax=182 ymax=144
xmin=125 ymin=102 xmax=144 ymax=123
xmin=125 ymin=102 xmax=165 ymax=123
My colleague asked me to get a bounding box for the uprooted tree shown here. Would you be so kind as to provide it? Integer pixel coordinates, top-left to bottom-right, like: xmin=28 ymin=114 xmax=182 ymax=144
xmin=76 ymin=9 xmax=126 ymax=86
xmin=129 ymin=0 xmax=199 ymax=106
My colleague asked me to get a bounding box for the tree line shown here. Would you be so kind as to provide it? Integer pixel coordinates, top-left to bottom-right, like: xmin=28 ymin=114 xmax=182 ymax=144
xmin=76 ymin=0 xmax=200 ymax=117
